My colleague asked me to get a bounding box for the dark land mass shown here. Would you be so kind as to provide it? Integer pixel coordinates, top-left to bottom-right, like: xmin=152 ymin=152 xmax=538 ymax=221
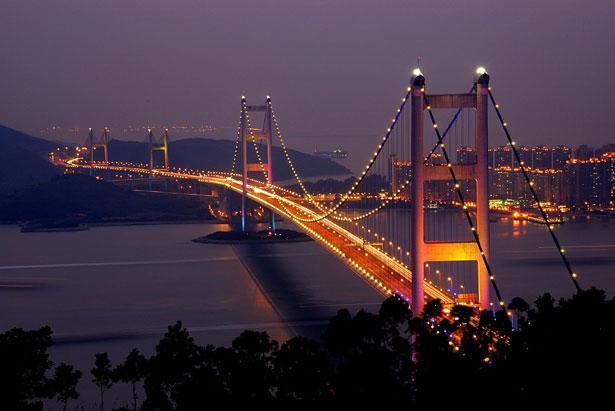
xmin=193 ymin=228 xmax=312 ymax=244
xmin=0 ymin=125 xmax=61 ymax=194
xmin=286 ymin=174 xmax=387 ymax=195
xmin=0 ymin=174 xmax=214 ymax=225
xmin=0 ymin=124 xmax=351 ymax=224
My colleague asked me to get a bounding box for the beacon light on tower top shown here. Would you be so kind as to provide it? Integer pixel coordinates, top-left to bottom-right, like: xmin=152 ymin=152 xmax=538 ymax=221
xmin=475 ymin=66 xmax=490 ymax=86
xmin=410 ymin=67 xmax=425 ymax=88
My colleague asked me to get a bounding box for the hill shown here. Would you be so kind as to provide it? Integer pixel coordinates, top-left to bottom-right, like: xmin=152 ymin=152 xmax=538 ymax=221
xmin=0 ymin=125 xmax=351 ymax=196
xmin=0 ymin=173 xmax=213 ymax=223
xmin=0 ymin=125 xmax=61 ymax=193
xmin=107 ymin=137 xmax=351 ymax=181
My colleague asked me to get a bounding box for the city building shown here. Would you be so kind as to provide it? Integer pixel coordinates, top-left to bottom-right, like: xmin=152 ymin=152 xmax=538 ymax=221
xmin=565 ymin=157 xmax=610 ymax=210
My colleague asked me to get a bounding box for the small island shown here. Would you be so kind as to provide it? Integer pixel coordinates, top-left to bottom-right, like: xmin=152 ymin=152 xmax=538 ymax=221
xmin=193 ymin=228 xmax=313 ymax=244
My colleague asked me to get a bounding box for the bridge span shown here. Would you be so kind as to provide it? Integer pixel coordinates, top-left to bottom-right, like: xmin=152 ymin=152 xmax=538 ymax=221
xmin=59 ymin=158 xmax=455 ymax=306
xmin=65 ymin=68 xmax=582 ymax=313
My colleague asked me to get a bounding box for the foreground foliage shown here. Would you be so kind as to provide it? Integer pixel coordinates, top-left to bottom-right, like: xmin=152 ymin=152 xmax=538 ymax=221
xmin=1 ymin=288 xmax=613 ymax=408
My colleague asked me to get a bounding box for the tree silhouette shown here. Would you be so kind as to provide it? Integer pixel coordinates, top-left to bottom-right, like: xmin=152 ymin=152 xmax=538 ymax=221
xmin=91 ymin=353 xmax=113 ymax=411
xmin=142 ymin=321 xmax=202 ymax=409
xmin=113 ymin=348 xmax=147 ymax=411
xmin=273 ymin=336 xmax=332 ymax=400
xmin=321 ymin=308 xmax=354 ymax=358
xmin=508 ymin=296 xmax=530 ymax=329
xmin=0 ymin=326 xmax=54 ymax=410
xmin=229 ymin=330 xmax=278 ymax=400
xmin=3 ymin=287 xmax=615 ymax=406
xmin=51 ymin=363 xmax=82 ymax=411
xmin=450 ymin=304 xmax=475 ymax=324
xmin=422 ymin=299 xmax=442 ymax=320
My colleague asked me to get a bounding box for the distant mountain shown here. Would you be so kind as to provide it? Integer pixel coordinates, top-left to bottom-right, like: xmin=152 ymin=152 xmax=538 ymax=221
xmin=0 ymin=125 xmax=350 ymax=196
xmin=0 ymin=125 xmax=61 ymax=193
xmin=107 ymin=137 xmax=351 ymax=181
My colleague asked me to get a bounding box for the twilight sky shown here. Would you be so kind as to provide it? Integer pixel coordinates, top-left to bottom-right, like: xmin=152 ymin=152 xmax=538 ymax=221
xmin=1 ymin=0 xmax=614 ymax=171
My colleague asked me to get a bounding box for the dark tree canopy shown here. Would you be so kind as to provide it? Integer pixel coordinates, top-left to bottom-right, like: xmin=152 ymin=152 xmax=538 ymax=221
xmin=1 ymin=288 xmax=614 ymax=407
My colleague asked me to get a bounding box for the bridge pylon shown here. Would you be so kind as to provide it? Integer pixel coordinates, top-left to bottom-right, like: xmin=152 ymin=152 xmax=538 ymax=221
xmin=148 ymin=128 xmax=170 ymax=171
xmin=86 ymin=127 xmax=110 ymax=175
xmin=410 ymin=69 xmax=491 ymax=312
xmin=240 ymin=96 xmax=275 ymax=233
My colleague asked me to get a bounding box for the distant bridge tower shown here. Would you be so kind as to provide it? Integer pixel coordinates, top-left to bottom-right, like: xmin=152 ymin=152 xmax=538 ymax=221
xmin=148 ymin=128 xmax=169 ymax=171
xmin=410 ymin=69 xmax=491 ymax=312
xmin=86 ymin=127 xmax=110 ymax=175
xmin=240 ymin=96 xmax=275 ymax=233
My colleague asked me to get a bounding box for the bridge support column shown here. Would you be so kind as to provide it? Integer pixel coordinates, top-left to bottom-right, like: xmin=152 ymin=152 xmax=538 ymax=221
xmin=88 ymin=128 xmax=95 ymax=176
xmin=241 ymin=97 xmax=248 ymax=232
xmin=240 ymin=96 xmax=276 ymax=233
xmin=162 ymin=128 xmax=170 ymax=170
xmin=148 ymin=128 xmax=170 ymax=172
xmin=410 ymin=71 xmax=426 ymax=314
xmin=475 ymin=74 xmax=491 ymax=310
xmin=265 ymin=97 xmax=275 ymax=234
xmin=87 ymin=128 xmax=109 ymax=176
xmin=102 ymin=127 xmax=110 ymax=165
xmin=410 ymin=69 xmax=493 ymax=311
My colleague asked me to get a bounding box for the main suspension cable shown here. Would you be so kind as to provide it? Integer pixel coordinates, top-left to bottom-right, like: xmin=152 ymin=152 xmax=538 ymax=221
xmin=487 ymin=88 xmax=582 ymax=292
xmin=268 ymin=88 xmax=413 ymax=222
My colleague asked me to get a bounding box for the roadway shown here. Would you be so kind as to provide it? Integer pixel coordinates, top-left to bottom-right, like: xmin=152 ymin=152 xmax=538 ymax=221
xmin=59 ymin=159 xmax=455 ymax=306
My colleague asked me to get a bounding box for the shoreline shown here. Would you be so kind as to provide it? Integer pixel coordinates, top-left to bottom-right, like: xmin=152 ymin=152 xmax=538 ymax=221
xmin=6 ymin=218 xmax=225 ymax=233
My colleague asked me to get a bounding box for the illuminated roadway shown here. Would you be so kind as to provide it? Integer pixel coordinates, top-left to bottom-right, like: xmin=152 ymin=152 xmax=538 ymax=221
xmin=60 ymin=159 xmax=455 ymax=306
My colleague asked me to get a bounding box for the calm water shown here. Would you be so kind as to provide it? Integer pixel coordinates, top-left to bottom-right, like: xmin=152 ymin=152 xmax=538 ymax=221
xmin=0 ymin=218 xmax=613 ymax=407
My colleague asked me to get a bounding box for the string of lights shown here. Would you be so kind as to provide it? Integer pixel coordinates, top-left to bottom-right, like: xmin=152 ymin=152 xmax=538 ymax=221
xmin=230 ymin=108 xmax=242 ymax=174
xmin=267 ymin=89 xmax=413 ymax=222
xmin=337 ymin=104 xmax=468 ymax=221
xmin=487 ymin=89 xmax=582 ymax=292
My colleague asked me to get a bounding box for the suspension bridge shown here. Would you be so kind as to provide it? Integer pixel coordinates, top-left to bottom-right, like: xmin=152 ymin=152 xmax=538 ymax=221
xmin=55 ymin=68 xmax=581 ymax=314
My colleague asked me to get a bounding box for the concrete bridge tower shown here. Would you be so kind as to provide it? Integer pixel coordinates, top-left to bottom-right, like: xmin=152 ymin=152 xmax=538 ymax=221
xmin=410 ymin=69 xmax=491 ymax=313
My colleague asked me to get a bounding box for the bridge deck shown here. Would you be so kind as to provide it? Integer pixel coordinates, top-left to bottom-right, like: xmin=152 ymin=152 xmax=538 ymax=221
xmin=61 ymin=159 xmax=455 ymax=306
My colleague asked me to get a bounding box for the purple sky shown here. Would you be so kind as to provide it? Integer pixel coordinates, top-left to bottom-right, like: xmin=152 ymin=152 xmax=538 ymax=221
xmin=1 ymin=0 xmax=614 ymax=171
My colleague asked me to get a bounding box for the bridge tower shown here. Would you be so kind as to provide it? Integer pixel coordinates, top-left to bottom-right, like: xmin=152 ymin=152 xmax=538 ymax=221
xmin=148 ymin=128 xmax=169 ymax=171
xmin=87 ymin=127 xmax=110 ymax=175
xmin=410 ymin=69 xmax=491 ymax=312
xmin=239 ymin=96 xmax=275 ymax=233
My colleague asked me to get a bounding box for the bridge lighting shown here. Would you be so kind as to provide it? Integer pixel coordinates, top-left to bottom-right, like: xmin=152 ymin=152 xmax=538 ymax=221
xmin=476 ymin=66 xmax=487 ymax=75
